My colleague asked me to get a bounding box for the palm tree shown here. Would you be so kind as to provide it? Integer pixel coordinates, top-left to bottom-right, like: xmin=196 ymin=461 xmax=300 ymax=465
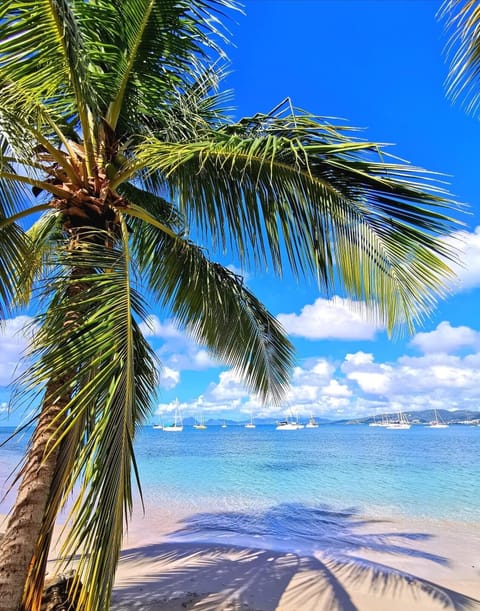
xmin=440 ymin=0 xmax=480 ymax=115
xmin=0 ymin=1 xmax=459 ymax=609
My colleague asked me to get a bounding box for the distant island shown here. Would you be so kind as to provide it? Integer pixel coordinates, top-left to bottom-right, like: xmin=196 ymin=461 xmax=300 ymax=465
xmin=157 ymin=409 xmax=480 ymax=427
xmin=342 ymin=409 xmax=480 ymax=426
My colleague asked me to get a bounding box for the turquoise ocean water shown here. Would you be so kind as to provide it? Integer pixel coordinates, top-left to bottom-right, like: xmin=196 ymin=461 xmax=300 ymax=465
xmin=1 ymin=424 xmax=478 ymax=526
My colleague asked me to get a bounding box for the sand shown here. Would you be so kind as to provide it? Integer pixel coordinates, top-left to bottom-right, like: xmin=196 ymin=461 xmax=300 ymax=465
xmin=2 ymin=507 xmax=480 ymax=610
xmin=109 ymin=505 xmax=480 ymax=611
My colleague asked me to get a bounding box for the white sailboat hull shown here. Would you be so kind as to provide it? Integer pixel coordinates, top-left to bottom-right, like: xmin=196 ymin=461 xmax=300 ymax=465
xmin=427 ymin=410 xmax=448 ymax=428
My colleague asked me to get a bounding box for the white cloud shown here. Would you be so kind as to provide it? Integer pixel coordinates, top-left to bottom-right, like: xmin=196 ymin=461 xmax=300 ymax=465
xmin=0 ymin=316 xmax=34 ymax=386
xmin=207 ymin=370 xmax=250 ymax=402
xmin=160 ymin=366 xmax=180 ymax=390
xmin=343 ymin=349 xmax=480 ymax=412
xmin=342 ymin=353 xmax=393 ymax=395
xmin=151 ymin=329 xmax=480 ymax=420
xmin=322 ymin=379 xmax=351 ymax=397
xmin=292 ymin=358 xmax=335 ymax=384
xmin=277 ymin=297 xmax=381 ymax=340
xmin=139 ymin=315 xmax=183 ymax=339
xmin=444 ymin=226 xmax=480 ymax=292
xmin=144 ymin=303 xmax=480 ymax=421
xmin=139 ymin=315 xmax=220 ymax=372
xmin=346 ymin=370 xmax=392 ymax=395
xmin=410 ymin=321 xmax=480 ymax=354
xmin=344 ymin=351 xmax=374 ymax=366
xmin=164 ymin=348 xmax=218 ymax=372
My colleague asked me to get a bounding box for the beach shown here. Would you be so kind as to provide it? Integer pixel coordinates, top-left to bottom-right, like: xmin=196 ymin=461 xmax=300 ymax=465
xmin=1 ymin=505 xmax=479 ymax=610
xmin=110 ymin=503 xmax=480 ymax=610
xmin=2 ymin=424 xmax=480 ymax=609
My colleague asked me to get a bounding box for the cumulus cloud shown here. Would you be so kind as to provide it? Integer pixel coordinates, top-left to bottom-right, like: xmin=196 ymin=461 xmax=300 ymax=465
xmin=342 ymin=353 xmax=393 ymax=395
xmin=141 ymin=292 xmax=480 ymax=420
xmin=139 ymin=315 xmax=183 ymax=339
xmin=169 ymin=318 xmax=480 ymax=422
xmin=343 ymin=349 xmax=480 ymax=412
xmin=160 ymin=366 xmax=180 ymax=390
xmin=206 ymin=370 xmax=250 ymax=402
xmin=444 ymin=226 xmax=480 ymax=292
xmin=169 ymin=357 xmax=354 ymax=419
xmin=140 ymin=314 xmax=219 ymax=372
xmin=0 ymin=316 xmax=34 ymax=386
xmin=277 ymin=297 xmax=382 ymax=341
xmin=410 ymin=321 xmax=480 ymax=354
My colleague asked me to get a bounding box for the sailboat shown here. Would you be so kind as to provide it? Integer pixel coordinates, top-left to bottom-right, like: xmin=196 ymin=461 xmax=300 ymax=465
xmin=276 ymin=409 xmax=304 ymax=430
xmin=221 ymin=420 xmax=227 ymax=429
xmin=162 ymin=407 xmax=183 ymax=432
xmin=305 ymin=415 xmax=319 ymax=428
xmin=368 ymin=410 xmax=383 ymax=427
xmin=245 ymin=411 xmax=256 ymax=429
xmin=193 ymin=414 xmax=207 ymax=430
xmin=386 ymin=411 xmax=411 ymax=429
xmin=427 ymin=409 xmax=449 ymax=429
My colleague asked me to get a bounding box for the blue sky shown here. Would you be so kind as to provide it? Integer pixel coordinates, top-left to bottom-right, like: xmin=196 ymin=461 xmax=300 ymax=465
xmin=2 ymin=1 xmax=480 ymax=425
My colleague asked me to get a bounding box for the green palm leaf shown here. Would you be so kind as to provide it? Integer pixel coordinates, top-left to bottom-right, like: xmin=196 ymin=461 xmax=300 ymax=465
xmin=0 ymin=141 xmax=31 ymax=316
xmin=13 ymin=212 xmax=61 ymax=308
xmin=124 ymin=188 xmax=294 ymax=402
xmin=134 ymin=106 xmax=459 ymax=332
xmin=439 ymin=0 xmax=480 ymax=115
xmin=0 ymin=0 xmax=96 ymax=157
xmin=19 ymin=230 xmax=158 ymax=609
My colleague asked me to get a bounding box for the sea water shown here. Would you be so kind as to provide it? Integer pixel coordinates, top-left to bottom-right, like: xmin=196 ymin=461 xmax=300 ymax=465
xmin=2 ymin=424 xmax=478 ymax=525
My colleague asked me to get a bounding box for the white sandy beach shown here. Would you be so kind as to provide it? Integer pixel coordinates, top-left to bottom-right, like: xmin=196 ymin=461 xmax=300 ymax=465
xmin=1 ymin=505 xmax=480 ymax=610
xmin=109 ymin=504 xmax=480 ymax=611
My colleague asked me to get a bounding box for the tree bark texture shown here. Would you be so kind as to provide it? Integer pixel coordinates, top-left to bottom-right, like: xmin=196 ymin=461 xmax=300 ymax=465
xmin=0 ymin=380 xmax=68 ymax=611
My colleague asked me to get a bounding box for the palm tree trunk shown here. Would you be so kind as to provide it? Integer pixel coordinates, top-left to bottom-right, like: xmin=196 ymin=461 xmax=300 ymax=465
xmin=0 ymin=379 xmax=69 ymax=611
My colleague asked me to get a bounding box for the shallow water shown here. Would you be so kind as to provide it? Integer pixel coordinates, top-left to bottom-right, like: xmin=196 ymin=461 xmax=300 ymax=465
xmin=3 ymin=424 xmax=477 ymax=525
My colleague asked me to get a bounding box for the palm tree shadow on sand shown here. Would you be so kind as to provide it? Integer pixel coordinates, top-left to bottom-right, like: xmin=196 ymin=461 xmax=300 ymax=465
xmin=111 ymin=503 xmax=479 ymax=610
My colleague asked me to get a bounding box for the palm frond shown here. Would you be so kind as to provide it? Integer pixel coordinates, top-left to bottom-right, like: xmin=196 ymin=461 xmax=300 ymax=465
xmin=0 ymin=143 xmax=32 ymax=316
xmin=439 ymin=0 xmax=480 ymax=115
xmin=0 ymin=222 xmax=29 ymax=318
xmin=0 ymin=81 xmax=81 ymax=182
xmin=13 ymin=212 xmax=61 ymax=308
xmin=135 ymin=63 xmax=232 ymax=142
xmin=118 ymin=181 xmax=184 ymax=232
xmin=88 ymin=0 xmax=238 ymax=135
xmin=127 ymin=200 xmax=294 ymax=403
xmin=0 ymin=137 xmax=32 ymax=217
xmin=17 ymin=230 xmax=158 ymax=610
xmin=134 ymin=106 xmax=460 ymax=333
xmin=0 ymin=1 xmax=97 ymax=157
